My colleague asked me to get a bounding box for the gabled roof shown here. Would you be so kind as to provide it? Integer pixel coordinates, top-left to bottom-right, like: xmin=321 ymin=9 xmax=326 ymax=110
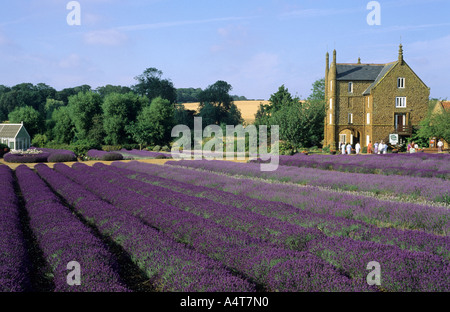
xmin=363 ymin=61 xmax=397 ymax=95
xmin=442 ymin=101 xmax=450 ymax=112
xmin=336 ymin=64 xmax=386 ymax=81
xmin=0 ymin=123 xmax=28 ymax=139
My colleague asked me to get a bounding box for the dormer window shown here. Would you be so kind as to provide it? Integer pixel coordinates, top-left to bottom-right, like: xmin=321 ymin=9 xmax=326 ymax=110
xmin=348 ymin=82 xmax=353 ymax=93
xmin=397 ymin=77 xmax=405 ymax=88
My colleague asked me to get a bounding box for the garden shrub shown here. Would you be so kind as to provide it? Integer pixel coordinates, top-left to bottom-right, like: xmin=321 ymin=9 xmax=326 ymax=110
xmin=153 ymin=145 xmax=161 ymax=152
xmin=72 ymin=140 xmax=101 ymax=156
xmin=121 ymin=144 xmax=140 ymax=150
xmin=161 ymin=145 xmax=170 ymax=152
xmin=0 ymin=143 xmax=9 ymax=158
xmin=101 ymin=152 xmax=124 ymax=161
xmin=4 ymin=152 xmax=50 ymax=163
xmin=47 ymin=153 xmax=77 ymax=163
xmin=102 ymin=145 xmax=122 ymax=152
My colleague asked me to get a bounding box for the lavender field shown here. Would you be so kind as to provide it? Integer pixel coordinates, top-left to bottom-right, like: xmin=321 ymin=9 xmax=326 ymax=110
xmin=1 ymin=154 xmax=449 ymax=292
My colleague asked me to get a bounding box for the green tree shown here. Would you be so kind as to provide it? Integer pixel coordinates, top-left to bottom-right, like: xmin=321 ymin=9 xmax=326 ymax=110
xmin=133 ymin=68 xmax=177 ymax=103
xmin=52 ymin=106 xmax=75 ymax=144
xmin=126 ymin=97 xmax=175 ymax=147
xmin=307 ymin=78 xmax=325 ymax=103
xmin=67 ymin=91 xmax=102 ymax=141
xmin=102 ymin=92 xmax=148 ymax=145
xmin=56 ymin=85 xmax=92 ymax=105
xmin=254 ymin=80 xmax=325 ymax=148
xmin=198 ymin=80 xmax=235 ymax=125
xmin=44 ymin=98 xmax=65 ymax=120
xmin=96 ymin=85 xmax=133 ymax=98
xmin=174 ymin=103 xmax=196 ymax=129
xmin=31 ymin=134 xmax=48 ymax=148
xmin=176 ymin=87 xmax=202 ymax=103
xmin=268 ymin=85 xmax=295 ymax=113
xmin=417 ymin=110 xmax=450 ymax=144
xmin=8 ymin=105 xmax=44 ymax=139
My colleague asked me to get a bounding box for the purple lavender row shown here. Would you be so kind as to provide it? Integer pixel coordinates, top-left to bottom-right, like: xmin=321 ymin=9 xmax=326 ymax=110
xmin=105 ymin=162 xmax=450 ymax=291
xmin=167 ymin=159 xmax=450 ymax=211
xmin=109 ymin=162 xmax=450 ymax=256
xmin=253 ymin=153 xmax=450 ymax=179
xmin=15 ymin=165 xmax=129 ymax=292
xmin=0 ymin=165 xmax=31 ymax=292
xmin=86 ymin=149 xmax=123 ymax=161
xmin=86 ymin=163 xmax=329 ymax=249
xmin=97 ymin=162 xmax=450 ymax=261
xmin=34 ymin=164 xmax=254 ymax=292
xmin=119 ymin=149 xmax=170 ymax=159
xmin=58 ymin=162 xmax=364 ymax=292
xmin=117 ymin=161 xmax=450 ymax=238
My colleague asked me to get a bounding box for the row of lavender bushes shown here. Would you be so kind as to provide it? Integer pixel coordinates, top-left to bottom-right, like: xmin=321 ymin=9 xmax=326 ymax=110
xmin=84 ymin=162 xmax=450 ymax=291
xmin=35 ymin=163 xmax=254 ymax=292
xmin=98 ymin=163 xmax=450 ymax=257
xmin=15 ymin=164 xmax=129 ymax=291
xmin=3 ymin=148 xmax=76 ymax=163
xmin=118 ymin=149 xmax=170 ymax=159
xmin=56 ymin=162 xmax=370 ymax=291
xmin=167 ymin=159 xmax=450 ymax=205
xmin=86 ymin=149 xmax=123 ymax=161
xmin=251 ymin=153 xmax=450 ymax=179
xmin=0 ymin=165 xmax=31 ymax=291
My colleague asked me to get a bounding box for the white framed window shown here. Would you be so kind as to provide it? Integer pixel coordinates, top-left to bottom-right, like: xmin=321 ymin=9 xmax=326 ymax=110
xmin=397 ymin=77 xmax=405 ymax=88
xmin=348 ymin=113 xmax=353 ymax=124
xmin=367 ymin=113 xmax=370 ymax=124
xmin=396 ymin=97 xmax=406 ymax=108
xmin=329 ymin=98 xmax=332 ymax=110
xmin=340 ymin=134 xmax=346 ymax=144
xmin=330 ymin=80 xmax=333 ymax=92
xmin=348 ymin=82 xmax=353 ymax=93
xmin=329 ymin=113 xmax=332 ymax=124
xmin=366 ymin=135 xmax=370 ymax=147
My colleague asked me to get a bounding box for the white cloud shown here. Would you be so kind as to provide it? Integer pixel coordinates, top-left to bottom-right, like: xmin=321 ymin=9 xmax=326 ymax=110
xmin=279 ymin=7 xmax=361 ymax=19
xmin=117 ymin=16 xmax=255 ymax=32
xmin=84 ymin=29 xmax=128 ymax=46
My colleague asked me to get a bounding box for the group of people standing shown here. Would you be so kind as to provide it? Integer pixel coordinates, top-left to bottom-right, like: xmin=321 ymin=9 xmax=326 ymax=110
xmin=367 ymin=140 xmax=388 ymax=154
xmin=338 ymin=138 xmax=445 ymax=155
xmin=339 ymin=142 xmax=361 ymax=154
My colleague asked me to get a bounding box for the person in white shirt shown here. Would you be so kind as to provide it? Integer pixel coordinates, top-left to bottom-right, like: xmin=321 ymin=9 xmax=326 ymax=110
xmin=355 ymin=142 xmax=361 ymax=154
xmin=378 ymin=141 xmax=383 ymax=154
xmin=346 ymin=143 xmax=352 ymax=155
xmin=341 ymin=142 xmax=346 ymax=155
xmin=437 ymin=139 xmax=444 ymax=152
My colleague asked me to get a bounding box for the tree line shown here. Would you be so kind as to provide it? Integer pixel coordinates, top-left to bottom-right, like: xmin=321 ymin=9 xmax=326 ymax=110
xmin=0 ymin=68 xmax=246 ymax=152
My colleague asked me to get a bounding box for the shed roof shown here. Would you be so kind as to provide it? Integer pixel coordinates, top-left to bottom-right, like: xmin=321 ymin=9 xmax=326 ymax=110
xmin=0 ymin=124 xmax=26 ymax=138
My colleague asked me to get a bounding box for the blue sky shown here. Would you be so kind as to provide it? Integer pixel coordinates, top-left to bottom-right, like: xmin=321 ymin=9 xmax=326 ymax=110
xmin=1 ymin=0 xmax=449 ymax=100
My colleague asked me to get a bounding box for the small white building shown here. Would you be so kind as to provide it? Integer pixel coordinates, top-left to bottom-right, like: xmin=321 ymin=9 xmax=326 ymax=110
xmin=0 ymin=123 xmax=31 ymax=151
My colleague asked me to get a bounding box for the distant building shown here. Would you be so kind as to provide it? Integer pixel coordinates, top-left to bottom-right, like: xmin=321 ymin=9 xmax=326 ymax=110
xmin=0 ymin=123 xmax=31 ymax=150
xmin=324 ymin=44 xmax=430 ymax=150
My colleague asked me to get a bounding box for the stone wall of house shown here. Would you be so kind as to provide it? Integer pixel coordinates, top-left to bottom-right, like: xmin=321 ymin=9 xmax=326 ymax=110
xmin=371 ymin=61 xmax=430 ymax=144
xmin=324 ymin=58 xmax=429 ymax=149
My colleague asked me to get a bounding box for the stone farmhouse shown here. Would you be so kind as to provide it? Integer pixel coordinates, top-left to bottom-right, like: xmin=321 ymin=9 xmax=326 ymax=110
xmin=323 ymin=44 xmax=430 ymax=150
